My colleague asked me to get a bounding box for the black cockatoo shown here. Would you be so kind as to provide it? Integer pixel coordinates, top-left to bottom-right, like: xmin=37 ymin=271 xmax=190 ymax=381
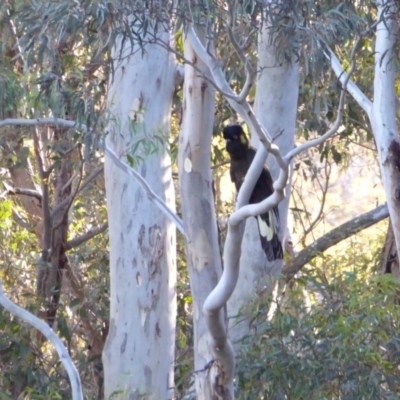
xmin=223 ymin=125 xmax=283 ymax=261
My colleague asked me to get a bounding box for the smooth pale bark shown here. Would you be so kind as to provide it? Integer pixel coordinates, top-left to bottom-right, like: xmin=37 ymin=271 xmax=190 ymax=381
xmin=228 ymin=21 xmax=299 ymax=343
xmin=103 ymin=27 xmax=177 ymax=399
xmin=369 ymin=1 xmax=400 ymax=257
xmin=178 ymin=34 xmax=225 ymax=398
xmin=325 ymin=2 xmax=400 ymax=267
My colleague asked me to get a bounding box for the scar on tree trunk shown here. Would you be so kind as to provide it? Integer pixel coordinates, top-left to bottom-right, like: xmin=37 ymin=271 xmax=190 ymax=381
xmin=387 ymin=140 xmax=400 ymax=203
xmin=381 ymin=220 xmax=399 ymax=278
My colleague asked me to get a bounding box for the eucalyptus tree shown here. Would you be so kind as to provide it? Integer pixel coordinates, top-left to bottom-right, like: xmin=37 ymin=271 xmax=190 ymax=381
xmin=1 ymin=0 xmax=400 ymax=399
xmin=156 ymin=0 xmax=399 ymax=396
xmin=103 ymin=7 xmax=179 ymax=399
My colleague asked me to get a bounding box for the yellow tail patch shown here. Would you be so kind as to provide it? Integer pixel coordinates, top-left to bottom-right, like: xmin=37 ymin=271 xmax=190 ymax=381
xmin=257 ymin=215 xmax=273 ymax=241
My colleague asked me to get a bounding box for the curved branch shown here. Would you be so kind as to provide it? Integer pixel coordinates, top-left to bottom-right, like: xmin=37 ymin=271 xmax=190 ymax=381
xmin=0 ymin=281 xmax=83 ymax=399
xmin=4 ymin=185 xmax=42 ymax=202
xmin=318 ymin=37 xmax=372 ymax=115
xmin=104 ymin=142 xmax=184 ymax=234
xmin=226 ymin=25 xmax=256 ymax=102
xmin=187 ymin=24 xmax=288 ymax=201
xmin=188 ymin=25 xmax=288 ymax=391
xmin=283 ymin=203 xmax=389 ymax=282
xmin=77 ymin=166 xmax=103 ymax=193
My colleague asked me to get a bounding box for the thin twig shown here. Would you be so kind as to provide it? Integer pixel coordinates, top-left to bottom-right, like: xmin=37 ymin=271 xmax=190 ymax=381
xmin=226 ymin=25 xmax=256 ymax=102
xmin=285 ymin=36 xmax=362 ymax=162
xmin=314 ymin=31 xmax=372 ymax=115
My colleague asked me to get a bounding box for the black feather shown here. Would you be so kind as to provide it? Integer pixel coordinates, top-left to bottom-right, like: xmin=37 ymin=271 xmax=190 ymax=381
xmin=223 ymin=125 xmax=283 ymax=261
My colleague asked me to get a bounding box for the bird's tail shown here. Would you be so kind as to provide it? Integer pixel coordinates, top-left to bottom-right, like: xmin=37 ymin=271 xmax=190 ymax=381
xmin=256 ymin=207 xmax=283 ymax=261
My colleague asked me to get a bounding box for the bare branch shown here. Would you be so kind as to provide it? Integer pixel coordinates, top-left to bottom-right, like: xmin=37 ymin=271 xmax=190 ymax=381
xmin=283 ymin=203 xmax=389 ymax=282
xmin=0 ymin=281 xmax=83 ymax=399
xmin=0 ymin=117 xmax=79 ymax=129
xmin=66 ymin=222 xmax=108 ymax=250
xmin=230 ymin=191 xmax=283 ymax=226
xmin=52 ymin=165 xmax=103 ymax=217
xmin=42 ymin=143 xmax=82 ymax=180
xmin=0 ymin=118 xmax=184 ymax=234
xmin=187 ymin=26 xmax=289 ymax=395
xmin=152 ymin=35 xmax=233 ymax=98
xmin=299 ymin=162 xmax=331 ymax=245
xmin=3 ymin=183 xmax=42 ymax=202
xmin=285 ymin=36 xmax=361 ymax=162
xmin=187 ymin=26 xmax=242 ymax=101
xmin=226 ymin=25 xmax=256 ymax=102
xmin=319 ymin=37 xmax=372 ymax=115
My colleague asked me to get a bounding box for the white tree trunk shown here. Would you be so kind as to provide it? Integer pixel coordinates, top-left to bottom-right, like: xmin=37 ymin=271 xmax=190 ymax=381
xmin=178 ymin=34 xmax=224 ymax=398
xmin=228 ymin=20 xmax=299 ymax=342
xmin=370 ymin=1 xmax=400 ymax=256
xmin=326 ymin=2 xmax=400 ymax=263
xmin=103 ymin=26 xmax=177 ymax=399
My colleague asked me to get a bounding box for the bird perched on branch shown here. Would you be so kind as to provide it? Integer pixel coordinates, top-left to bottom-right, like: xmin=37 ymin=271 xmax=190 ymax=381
xmin=223 ymin=125 xmax=283 ymax=261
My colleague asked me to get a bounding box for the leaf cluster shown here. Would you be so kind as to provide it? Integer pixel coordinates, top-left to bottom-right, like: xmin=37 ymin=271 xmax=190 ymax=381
xmin=236 ymin=239 xmax=400 ymax=399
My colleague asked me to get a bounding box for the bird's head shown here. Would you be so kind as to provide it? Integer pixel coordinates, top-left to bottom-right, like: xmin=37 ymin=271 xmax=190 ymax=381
xmin=223 ymin=125 xmax=249 ymax=158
